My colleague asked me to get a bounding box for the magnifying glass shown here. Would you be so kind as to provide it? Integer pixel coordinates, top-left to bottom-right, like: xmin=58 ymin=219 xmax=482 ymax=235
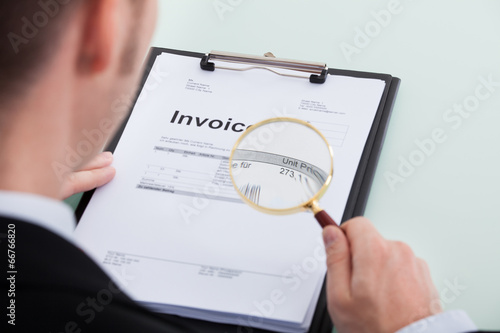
xmin=229 ymin=117 xmax=337 ymax=228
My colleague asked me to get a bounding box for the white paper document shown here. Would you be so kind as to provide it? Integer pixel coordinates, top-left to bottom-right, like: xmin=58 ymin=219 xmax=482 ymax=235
xmin=74 ymin=53 xmax=386 ymax=332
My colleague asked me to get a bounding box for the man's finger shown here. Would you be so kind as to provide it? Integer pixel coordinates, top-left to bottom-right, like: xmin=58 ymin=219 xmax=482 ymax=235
xmin=323 ymin=225 xmax=352 ymax=303
xmin=61 ymin=166 xmax=116 ymax=199
xmin=342 ymin=217 xmax=386 ymax=272
xmin=79 ymin=151 xmax=114 ymax=171
xmin=341 ymin=216 xmax=383 ymax=251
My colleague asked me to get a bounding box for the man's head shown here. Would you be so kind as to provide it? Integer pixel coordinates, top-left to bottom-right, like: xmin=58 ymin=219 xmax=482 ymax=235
xmin=0 ymin=0 xmax=158 ymax=198
xmin=0 ymin=0 xmax=155 ymax=103
xmin=0 ymin=1 xmax=76 ymax=103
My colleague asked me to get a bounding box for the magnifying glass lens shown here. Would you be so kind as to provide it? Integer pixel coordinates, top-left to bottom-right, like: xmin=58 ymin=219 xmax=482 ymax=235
xmin=230 ymin=119 xmax=333 ymax=212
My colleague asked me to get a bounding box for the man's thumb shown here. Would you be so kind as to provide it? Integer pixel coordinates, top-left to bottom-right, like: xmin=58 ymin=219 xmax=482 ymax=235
xmin=323 ymin=225 xmax=351 ymax=293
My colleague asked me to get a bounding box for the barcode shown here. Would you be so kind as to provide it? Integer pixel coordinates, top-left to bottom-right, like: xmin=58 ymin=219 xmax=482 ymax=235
xmin=239 ymin=184 xmax=261 ymax=205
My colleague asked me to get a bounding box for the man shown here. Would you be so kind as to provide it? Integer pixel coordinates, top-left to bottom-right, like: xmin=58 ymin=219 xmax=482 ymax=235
xmin=0 ymin=0 xmax=479 ymax=332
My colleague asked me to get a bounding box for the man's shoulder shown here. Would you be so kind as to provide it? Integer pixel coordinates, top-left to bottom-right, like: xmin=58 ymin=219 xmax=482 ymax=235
xmin=1 ymin=216 xmax=107 ymax=286
xmin=0 ymin=216 xmax=188 ymax=332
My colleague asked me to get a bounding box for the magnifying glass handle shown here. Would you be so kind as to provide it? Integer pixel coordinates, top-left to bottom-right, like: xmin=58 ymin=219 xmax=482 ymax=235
xmin=314 ymin=210 xmax=338 ymax=228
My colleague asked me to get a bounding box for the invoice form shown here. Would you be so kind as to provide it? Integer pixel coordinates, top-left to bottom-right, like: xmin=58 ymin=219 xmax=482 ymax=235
xmin=74 ymin=53 xmax=386 ymax=332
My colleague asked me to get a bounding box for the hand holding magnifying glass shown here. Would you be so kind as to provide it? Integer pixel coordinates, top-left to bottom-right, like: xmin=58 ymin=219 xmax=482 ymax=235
xmin=229 ymin=117 xmax=337 ymax=228
xmin=229 ymin=118 xmax=447 ymax=333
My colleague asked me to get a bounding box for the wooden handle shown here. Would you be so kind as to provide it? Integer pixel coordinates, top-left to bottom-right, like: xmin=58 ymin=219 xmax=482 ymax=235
xmin=314 ymin=210 xmax=338 ymax=228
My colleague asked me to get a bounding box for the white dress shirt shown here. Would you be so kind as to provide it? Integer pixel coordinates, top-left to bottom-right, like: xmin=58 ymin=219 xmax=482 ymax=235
xmin=396 ymin=310 xmax=477 ymax=333
xmin=0 ymin=190 xmax=478 ymax=332
xmin=0 ymin=190 xmax=75 ymax=244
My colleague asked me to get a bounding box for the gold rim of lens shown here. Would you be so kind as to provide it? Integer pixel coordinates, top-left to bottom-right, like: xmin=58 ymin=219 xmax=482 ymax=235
xmin=229 ymin=117 xmax=334 ymax=216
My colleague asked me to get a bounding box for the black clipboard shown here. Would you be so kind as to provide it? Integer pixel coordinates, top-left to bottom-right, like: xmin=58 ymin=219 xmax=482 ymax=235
xmin=76 ymin=47 xmax=401 ymax=333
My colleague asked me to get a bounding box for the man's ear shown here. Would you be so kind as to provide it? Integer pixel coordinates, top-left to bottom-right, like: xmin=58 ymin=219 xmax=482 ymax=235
xmin=78 ymin=0 xmax=119 ymax=74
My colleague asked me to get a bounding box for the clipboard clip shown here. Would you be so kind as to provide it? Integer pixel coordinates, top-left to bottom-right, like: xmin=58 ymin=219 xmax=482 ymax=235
xmin=200 ymin=51 xmax=329 ymax=84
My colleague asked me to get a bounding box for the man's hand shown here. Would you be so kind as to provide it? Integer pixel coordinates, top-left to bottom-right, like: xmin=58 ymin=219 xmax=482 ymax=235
xmin=60 ymin=152 xmax=116 ymax=199
xmin=323 ymin=217 xmax=441 ymax=333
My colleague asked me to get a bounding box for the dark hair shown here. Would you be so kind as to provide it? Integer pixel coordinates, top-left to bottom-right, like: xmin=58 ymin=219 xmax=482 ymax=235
xmin=0 ymin=0 xmax=81 ymax=104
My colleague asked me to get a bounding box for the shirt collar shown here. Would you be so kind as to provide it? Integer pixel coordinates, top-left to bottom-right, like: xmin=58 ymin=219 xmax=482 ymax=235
xmin=0 ymin=191 xmax=75 ymax=243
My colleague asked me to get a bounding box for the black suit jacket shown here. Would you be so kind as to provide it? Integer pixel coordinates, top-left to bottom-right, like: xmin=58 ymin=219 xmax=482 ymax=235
xmin=0 ymin=217 xmax=277 ymax=333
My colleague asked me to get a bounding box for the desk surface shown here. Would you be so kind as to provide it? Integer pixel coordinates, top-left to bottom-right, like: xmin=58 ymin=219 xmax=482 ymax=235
xmin=150 ymin=1 xmax=500 ymax=329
